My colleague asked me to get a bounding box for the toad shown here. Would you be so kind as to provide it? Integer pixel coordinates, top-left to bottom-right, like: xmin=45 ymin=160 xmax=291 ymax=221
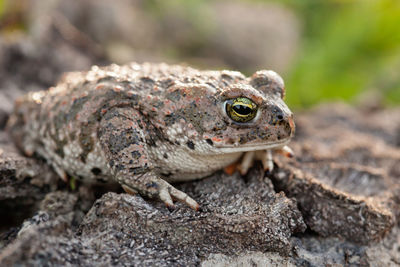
xmin=7 ymin=63 xmax=295 ymax=210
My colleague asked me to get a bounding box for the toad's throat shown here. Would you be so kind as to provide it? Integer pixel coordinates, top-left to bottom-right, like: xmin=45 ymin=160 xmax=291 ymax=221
xmin=213 ymin=139 xmax=291 ymax=153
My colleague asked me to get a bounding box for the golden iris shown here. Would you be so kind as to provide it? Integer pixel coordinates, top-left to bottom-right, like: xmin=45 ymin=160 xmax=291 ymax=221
xmin=225 ymin=97 xmax=257 ymax=123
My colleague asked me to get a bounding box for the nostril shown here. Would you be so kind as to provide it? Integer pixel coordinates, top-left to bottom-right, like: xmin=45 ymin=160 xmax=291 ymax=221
xmin=269 ymin=106 xmax=286 ymax=125
xmin=273 ymin=106 xmax=284 ymax=121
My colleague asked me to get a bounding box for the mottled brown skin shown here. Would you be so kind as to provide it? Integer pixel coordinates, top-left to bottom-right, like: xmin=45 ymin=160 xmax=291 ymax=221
xmin=7 ymin=62 xmax=295 ymax=210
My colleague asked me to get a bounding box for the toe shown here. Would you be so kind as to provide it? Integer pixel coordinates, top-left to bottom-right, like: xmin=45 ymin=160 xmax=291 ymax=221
xmin=238 ymin=151 xmax=255 ymax=175
xmin=277 ymin=145 xmax=294 ymax=158
xmin=260 ymin=149 xmax=274 ymax=172
xmin=159 ymin=187 xmax=175 ymax=209
xmin=169 ymin=186 xmax=199 ymax=211
xmin=122 ymin=184 xmax=138 ymax=195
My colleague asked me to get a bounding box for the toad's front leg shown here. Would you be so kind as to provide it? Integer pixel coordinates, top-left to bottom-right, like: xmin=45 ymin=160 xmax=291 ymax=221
xmin=99 ymin=107 xmax=199 ymax=210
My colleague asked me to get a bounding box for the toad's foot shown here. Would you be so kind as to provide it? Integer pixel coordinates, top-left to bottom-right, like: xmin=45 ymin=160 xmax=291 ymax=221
xmin=237 ymin=145 xmax=294 ymax=175
xmin=121 ymin=173 xmax=199 ymax=211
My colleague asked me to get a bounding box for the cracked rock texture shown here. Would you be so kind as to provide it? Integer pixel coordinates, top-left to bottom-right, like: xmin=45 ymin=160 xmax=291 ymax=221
xmin=0 ymin=103 xmax=399 ymax=266
xmin=273 ymin=104 xmax=400 ymax=245
xmin=0 ymin=168 xmax=306 ymax=266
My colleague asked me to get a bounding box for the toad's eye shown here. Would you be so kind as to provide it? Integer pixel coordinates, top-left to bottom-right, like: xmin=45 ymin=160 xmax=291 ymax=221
xmin=225 ymin=97 xmax=258 ymax=123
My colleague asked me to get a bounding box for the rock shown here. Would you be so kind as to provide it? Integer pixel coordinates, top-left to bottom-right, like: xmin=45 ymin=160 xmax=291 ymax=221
xmin=0 ymin=131 xmax=59 ymax=249
xmin=153 ymin=0 xmax=300 ymax=72
xmin=0 ymin=13 xmax=107 ymax=114
xmin=0 ymin=216 xmax=75 ymax=267
xmin=202 ymin=252 xmax=295 ymax=267
xmin=0 ymin=168 xmax=306 ymax=265
xmin=291 ymin=225 xmax=400 ymax=266
xmin=25 ymin=0 xmax=300 ymax=72
xmin=271 ymin=104 xmax=400 ymax=244
xmin=0 ymin=109 xmax=9 ymax=130
xmin=0 ymin=132 xmax=57 ymax=201
xmin=273 ymin=162 xmax=395 ymax=243
xmin=208 ymin=1 xmax=300 ymax=73
xmin=0 ymin=131 xmax=58 ymax=202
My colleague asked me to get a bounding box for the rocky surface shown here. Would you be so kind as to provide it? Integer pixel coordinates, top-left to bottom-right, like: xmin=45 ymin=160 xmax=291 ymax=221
xmin=273 ymin=104 xmax=400 ymax=244
xmin=0 ymin=131 xmax=58 ymax=239
xmin=0 ymin=103 xmax=399 ymax=266
xmin=0 ymin=167 xmax=306 ymax=265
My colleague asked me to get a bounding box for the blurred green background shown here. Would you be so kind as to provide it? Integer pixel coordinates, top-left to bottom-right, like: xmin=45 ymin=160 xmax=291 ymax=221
xmin=278 ymin=0 xmax=400 ymax=108
xmin=0 ymin=0 xmax=399 ymax=109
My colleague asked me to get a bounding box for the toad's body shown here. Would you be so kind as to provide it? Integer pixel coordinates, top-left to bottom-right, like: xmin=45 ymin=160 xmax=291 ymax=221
xmin=8 ymin=63 xmax=295 ymax=209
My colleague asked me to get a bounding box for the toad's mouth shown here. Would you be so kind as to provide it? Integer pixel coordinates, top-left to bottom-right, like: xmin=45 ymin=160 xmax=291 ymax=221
xmin=214 ymin=139 xmax=291 ymax=154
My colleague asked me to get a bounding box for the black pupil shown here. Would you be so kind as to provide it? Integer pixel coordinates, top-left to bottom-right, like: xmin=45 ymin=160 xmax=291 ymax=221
xmin=233 ymin=104 xmax=252 ymax=115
